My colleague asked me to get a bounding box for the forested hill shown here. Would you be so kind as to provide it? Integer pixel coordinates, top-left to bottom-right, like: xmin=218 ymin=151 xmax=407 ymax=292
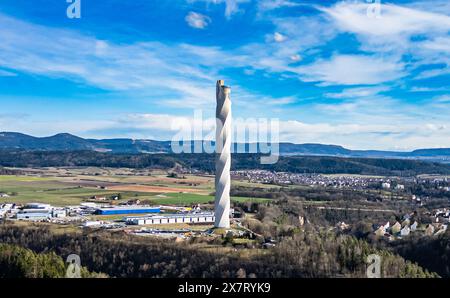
xmin=0 ymin=150 xmax=449 ymax=176
xmin=1 ymin=132 xmax=450 ymax=163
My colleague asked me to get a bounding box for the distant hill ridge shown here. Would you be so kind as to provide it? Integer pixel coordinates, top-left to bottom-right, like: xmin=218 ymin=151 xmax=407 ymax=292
xmin=1 ymin=132 xmax=450 ymax=162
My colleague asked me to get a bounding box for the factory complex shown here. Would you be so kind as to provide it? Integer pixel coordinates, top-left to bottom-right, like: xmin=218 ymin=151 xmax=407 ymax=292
xmin=125 ymin=212 xmax=215 ymax=225
xmin=1 ymin=201 xmax=227 ymax=233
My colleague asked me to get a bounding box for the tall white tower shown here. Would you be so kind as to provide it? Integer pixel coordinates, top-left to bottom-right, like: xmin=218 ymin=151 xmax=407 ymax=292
xmin=214 ymin=80 xmax=231 ymax=229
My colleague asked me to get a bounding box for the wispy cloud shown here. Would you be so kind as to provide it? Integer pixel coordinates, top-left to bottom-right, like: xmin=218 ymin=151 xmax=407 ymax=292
xmin=320 ymin=1 xmax=450 ymax=79
xmin=321 ymin=2 xmax=450 ymax=38
xmin=414 ymin=67 xmax=450 ymax=80
xmin=295 ymin=55 xmax=404 ymax=85
xmin=324 ymin=86 xmax=390 ymax=99
xmin=257 ymin=0 xmax=301 ymax=12
xmin=0 ymin=13 xmax=222 ymax=107
xmin=410 ymin=86 xmax=449 ymax=92
xmin=187 ymin=0 xmax=250 ymax=18
xmin=434 ymin=95 xmax=450 ymax=103
xmin=420 ymin=37 xmax=450 ymax=53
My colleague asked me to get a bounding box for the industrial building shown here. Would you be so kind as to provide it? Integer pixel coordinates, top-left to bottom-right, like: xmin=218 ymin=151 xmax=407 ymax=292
xmin=24 ymin=203 xmax=52 ymax=210
xmin=16 ymin=209 xmax=52 ymax=221
xmin=94 ymin=206 xmax=161 ymax=215
xmin=124 ymin=212 xmax=215 ymax=225
xmin=15 ymin=203 xmax=66 ymax=221
xmin=16 ymin=203 xmax=52 ymax=220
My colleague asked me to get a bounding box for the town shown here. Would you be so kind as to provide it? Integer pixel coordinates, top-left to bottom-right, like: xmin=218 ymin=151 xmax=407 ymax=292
xmin=231 ymin=170 xmax=450 ymax=191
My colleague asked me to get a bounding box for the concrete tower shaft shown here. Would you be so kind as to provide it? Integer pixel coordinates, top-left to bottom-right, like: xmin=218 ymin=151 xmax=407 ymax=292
xmin=214 ymin=80 xmax=231 ymax=228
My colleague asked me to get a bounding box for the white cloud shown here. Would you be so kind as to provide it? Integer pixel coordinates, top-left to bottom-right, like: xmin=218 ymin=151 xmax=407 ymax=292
xmin=434 ymin=95 xmax=450 ymax=103
xmin=421 ymin=37 xmax=450 ymax=53
xmin=321 ymin=2 xmax=450 ymax=38
xmin=324 ymin=86 xmax=390 ymax=99
xmin=289 ymin=54 xmax=301 ymax=62
xmin=257 ymin=0 xmax=300 ymax=12
xmin=122 ymin=113 xmax=213 ymax=132
xmin=188 ymin=0 xmax=250 ymax=18
xmin=185 ymin=12 xmax=211 ymax=29
xmin=307 ymin=94 xmax=450 ymax=150
xmin=233 ymin=1 xmax=450 ymax=86
xmin=414 ymin=68 xmax=450 ymax=80
xmin=223 ymin=0 xmax=243 ymax=17
xmin=320 ymin=1 xmax=450 ymax=79
xmin=265 ymin=96 xmax=296 ymax=105
xmin=295 ymin=55 xmax=404 ymax=85
xmin=410 ymin=86 xmax=449 ymax=92
xmin=273 ymin=32 xmax=287 ymax=42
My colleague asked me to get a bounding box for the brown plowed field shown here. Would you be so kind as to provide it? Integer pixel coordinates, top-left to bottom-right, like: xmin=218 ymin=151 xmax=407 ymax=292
xmin=106 ymin=185 xmax=202 ymax=193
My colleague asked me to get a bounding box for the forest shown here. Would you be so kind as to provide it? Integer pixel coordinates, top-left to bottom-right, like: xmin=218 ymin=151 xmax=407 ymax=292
xmin=0 ymin=221 xmax=437 ymax=278
xmin=0 ymin=243 xmax=101 ymax=278
xmin=1 ymin=150 xmax=449 ymax=175
xmin=379 ymin=234 xmax=450 ymax=278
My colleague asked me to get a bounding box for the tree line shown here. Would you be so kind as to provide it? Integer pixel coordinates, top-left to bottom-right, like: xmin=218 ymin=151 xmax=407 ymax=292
xmin=0 ymin=150 xmax=449 ymax=175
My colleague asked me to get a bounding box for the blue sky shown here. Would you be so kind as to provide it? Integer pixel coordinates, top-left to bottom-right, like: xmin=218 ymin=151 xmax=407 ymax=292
xmin=0 ymin=0 xmax=449 ymax=150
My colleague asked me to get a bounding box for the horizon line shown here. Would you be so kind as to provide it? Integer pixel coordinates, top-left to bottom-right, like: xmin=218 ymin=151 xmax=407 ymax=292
xmin=1 ymin=131 xmax=450 ymax=153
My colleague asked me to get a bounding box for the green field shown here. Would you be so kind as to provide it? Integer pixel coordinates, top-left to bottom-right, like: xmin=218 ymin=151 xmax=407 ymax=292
xmin=0 ymin=175 xmax=156 ymax=206
xmin=0 ymin=174 xmax=270 ymax=206
xmin=149 ymin=192 xmax=270 ymax=205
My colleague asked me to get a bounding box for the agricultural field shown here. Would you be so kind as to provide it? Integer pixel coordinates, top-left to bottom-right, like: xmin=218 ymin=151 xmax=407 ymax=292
xmin=0 ymin=175 xmax=107 ymax=206
xmin=0 ymin=168 xmax=270 ymax=207
xmin=150 ymin=192 xmax=270 ymax=205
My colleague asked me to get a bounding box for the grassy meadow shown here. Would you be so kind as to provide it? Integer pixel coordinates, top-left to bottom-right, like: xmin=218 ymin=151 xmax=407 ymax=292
xmin=0 ymin=170 xmax=271 ymax=207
